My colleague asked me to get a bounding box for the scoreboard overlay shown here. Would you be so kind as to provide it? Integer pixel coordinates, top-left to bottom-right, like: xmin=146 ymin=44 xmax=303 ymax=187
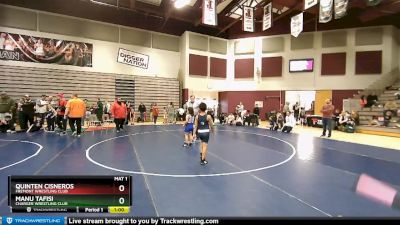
xmin=8 ymin=176 xmax=132 ymax=213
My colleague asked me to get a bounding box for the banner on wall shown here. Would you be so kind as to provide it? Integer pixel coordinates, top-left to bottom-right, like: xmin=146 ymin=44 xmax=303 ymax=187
xmin=262 ymin=3 xmax=272 ymax=31
xmin=0 ymin=31 xmax=92 ymax=67
xmin=304 ymin=0 xmax=318 ymax=10
xmin=334 ymin=0 xmax=348 ymax=19
xmin=319 ymin=0 xmax=333 ymax=23
xmin=291 ymin=12 xmax=303 ymax=37
xmin=255 ymin=101 xmax=263 ymax=108
xmin=117 ymin=48 xmax=149 ymax=69
xmin=242 ymin=6 xmax=254 ymax=32
xmin=202 ymin=0 xmax=217 ymax=26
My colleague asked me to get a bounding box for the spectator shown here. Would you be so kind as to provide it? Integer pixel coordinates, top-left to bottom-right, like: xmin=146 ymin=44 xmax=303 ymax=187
xmin=45 ymin=104 xmax=57 ymax=132
xmin=138 ymin=102 xmax=146 ymax=122
xmin=65 ymin=94 xmax=86 ymax=137
xmin=0 ymin=91 xmax=16 ymax=132
xmin=111 ymin=98 xmax=127 ymax=132
xmin=299 ymin=107 xmax=306 ymax=126
xmin=236 ymin=102 xmax=244 ymax=116
xmin=292 ymin=102 xmax=300 ymax=121
xmin=103 ymin=100 xmax=111 ymax=121
xmin=163 ymin=107 xmax=167 ymax=124
xmin=383 ymin=110 xmax=393 ymax=127
xmin=394 ymin=88 xmax=400 ymax=100
xmin=218 ymin=113 xmax=226 ymax=125
xmin=35 ymin=95 xmax=48 ymax=126
xmin=253 ymin=104 xmax=260 ymax=116
xmin=269 ymin=113 xmax=279 ymax=131
xmin=338 ymin=111 xmax=350 ymax=130
xmin=253 ymin=104 xmax=260 ymax=126
xmin=359 ymin=95 xmax=367 ymax=109
xmin=226 ymin=113 xmax=235 ymax=125
xmin=0 ymin=113 xmax=12 ymax=133
xmin=128 ymin=104 xmax=135 ymax=125
xmin=235 ymin=115 xmax=243 ymax=126
xmin=149 ymin=103 xmax=154 ymax=123
xmin=166 ymin=102 xmax=176 ymax=124
xmin=82 ymin=99 xmax=89 ymax=126
xmin=27 ymin=117 xmax=43 ymax=133
xmin=207 ymin=108 xmax=215 ymax=123
xmin=177 ymin=107 xmax=185 ymax=122
xmin=366 ymin=92 xmax=379 ymax=107
xmin=96 ymin=98 xmax=103 ymax=123
xmin=333 ymin=109 xmax=341 ymax=129
xmin=282 ymin=111 xmax=296 ymax=133
xmin=184 ymin=95 xmax=199 ymax=115
xmin=277 ymin=112 xmax=284 ymax=130
xmin=384 ymin=100 xmax=398 ymax=117
xmin=20 ymin=95 xmax=35 ymax=131
xmin=243 ymin=110 xmax=251 ymax=126
xmin=240 ymin=108 xmax=247 ymax=119
xmin=152 ymin=103 xmax=159 ymax=124
xmin=56 ymin=93 xmax=67 ymax=135
xmin=320 ymin=99 xmax=335 ymax=138
xmin=282 ymin=102 xmax=290 ymax=122
xmin=351 ymin=111 xmax=359 ymax=126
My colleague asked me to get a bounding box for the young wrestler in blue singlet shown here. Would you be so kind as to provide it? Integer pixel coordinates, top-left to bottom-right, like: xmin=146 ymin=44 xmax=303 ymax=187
xmin=183 ymin=107 xmax=194 ymax=147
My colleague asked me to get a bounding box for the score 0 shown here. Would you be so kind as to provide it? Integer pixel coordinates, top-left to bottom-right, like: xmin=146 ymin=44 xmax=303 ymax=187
xmin=114 ymin=176 xmax=130 ymax=206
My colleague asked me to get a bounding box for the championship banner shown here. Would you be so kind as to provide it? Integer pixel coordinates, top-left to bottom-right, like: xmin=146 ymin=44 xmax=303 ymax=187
xmin=319 ymin=0 xmax=333 ymax=23
xmin=334 ymin=0 xmax=348 ymax=19
xmin=291 ymin=12 xmax=303 ymax=38
xmin=242 ymin=6 xmax=254 ymax=32
xmin=0 ymin=31 xmax=92 ymax=67
xmin=304 ymin=0 xmax=318 ymax=10
xmin=117 ymin=48 xmax=149 ymax=69
xmin=202 ymin=0 xmax=217 ymax=26
xmin=262 ymin=3 xmax=272 ymax=31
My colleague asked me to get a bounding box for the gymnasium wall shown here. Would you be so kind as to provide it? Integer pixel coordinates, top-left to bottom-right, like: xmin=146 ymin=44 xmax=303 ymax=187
xmin=183 ymin=26 xmax=399 ymax=92
xmin=0 ymin=4 xmax=180 ymax=78
xmin=0 ymin=5 xmax=181 ymax=111
xmin=218 ymin=91 xmax=285 ymax=120
xmin=398 ymin=28 xmax=400 ymax=75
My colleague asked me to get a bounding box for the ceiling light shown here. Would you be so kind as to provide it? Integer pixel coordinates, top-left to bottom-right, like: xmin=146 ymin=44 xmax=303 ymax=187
xmin=174 ymin=0 xmax=190 ymax=9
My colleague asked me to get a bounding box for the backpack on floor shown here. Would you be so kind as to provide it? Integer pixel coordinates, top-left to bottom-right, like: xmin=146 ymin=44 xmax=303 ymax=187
xmin=345 ymin=125 xmax=355 ymax=133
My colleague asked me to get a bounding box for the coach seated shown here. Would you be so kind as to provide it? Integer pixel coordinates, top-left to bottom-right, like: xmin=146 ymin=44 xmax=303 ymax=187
xmin=244 ymin=112 xmax=258 ymax=126
xmin=0 ymin=91 xmax=16 ymax=132
xmin=226 ymin=113 xmax=235 ymax=125
xmin=235 ymin=116 xmax=243 ymax=126
xmin=0 ymin=113 xmax=12 ymax=133
xmin=282 ymin=111 xmax=296 ymax=133
xmin=338 ymin=111 xmax=350 ymax=129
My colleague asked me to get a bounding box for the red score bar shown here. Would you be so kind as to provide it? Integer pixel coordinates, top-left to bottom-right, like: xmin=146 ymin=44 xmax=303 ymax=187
xmin=16 ymin=184 xmax=130 ymax=195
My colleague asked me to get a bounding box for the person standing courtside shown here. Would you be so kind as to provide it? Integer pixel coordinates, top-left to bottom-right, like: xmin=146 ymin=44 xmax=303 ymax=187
xmin=152 ymin=103 xmax=159 ymax=124
xmin=56 ymin=93 xmax=68 ymax=135
xmin=111 ymin=98 xmax=127 ymax=132
xmin=64 ymin=94 xmax=85 ymax=137
xmin=96 ymin=98 xmax=103 ymax=123
xmin=184 ymin=95 xmax=199 ymax=115
xmin=0 ymin=91 xmax=15 ymax=132
xmin=320 ymin=99 xmax=335 ymax=138
xmin=138 ymin=102 xmax=146 ymax=122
